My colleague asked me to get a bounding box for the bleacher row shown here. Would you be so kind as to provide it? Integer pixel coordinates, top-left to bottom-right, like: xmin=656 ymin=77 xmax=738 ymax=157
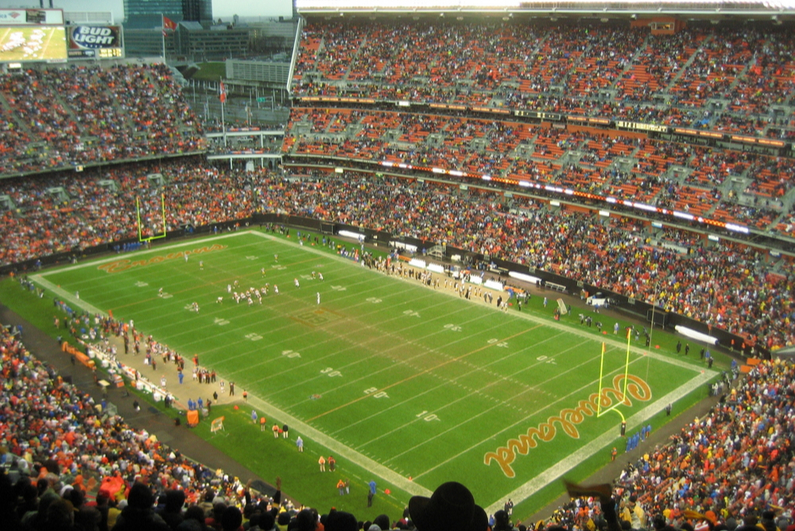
xmin=0 ymin=63 xmax=204 ymax=176
xmin=282 ymin=107 xmax=795 ymax=234
xmin=0 ymin=158 xmax=256 ymax=266
xmin=293 ymin=21 xmax=795 ymax=139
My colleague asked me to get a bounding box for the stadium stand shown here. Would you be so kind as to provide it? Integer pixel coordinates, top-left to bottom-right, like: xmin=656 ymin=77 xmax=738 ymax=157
xmin=2 ymin=160 xmax=791 ymax=350
xmin=292 ymin=21 xmax=795 ymax=136
xmin=1 ymin=14 xmax=795 ymax=531
xmin=281 ymin=107 xmax=795 ymax=235
xmin=0 ymin=320 xmax=284 ymax=531
xmin=0 ymin=64 xmax=204 ymax=175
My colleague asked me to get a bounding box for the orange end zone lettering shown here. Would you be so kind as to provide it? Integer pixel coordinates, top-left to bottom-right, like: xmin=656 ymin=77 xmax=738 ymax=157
xmin=484 ymin=374 xmax=651 ymax=477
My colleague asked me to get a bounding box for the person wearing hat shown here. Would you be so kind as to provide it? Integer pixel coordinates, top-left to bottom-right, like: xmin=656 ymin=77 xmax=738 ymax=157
xmin=221 ymin=506 xmax=244 ymax=531
xmin=409 ymin=481 xmax=487 ymax=531
xmin=325 ymin=510 xmax=358 ymax=531
xmin=493 ymin=510 xmax=513 ymax=531
xmin=373 ymin=514 xmax=390 ymax=531
xmin=156 ymin=489 xmax=185 ymax=530
xmin=621 ymin=495 xmax=645 ymax=530
xmin=289 ymin=508 xmax=319 ymax=531
xmin=111 ymin=482 xmax=170 ymax=531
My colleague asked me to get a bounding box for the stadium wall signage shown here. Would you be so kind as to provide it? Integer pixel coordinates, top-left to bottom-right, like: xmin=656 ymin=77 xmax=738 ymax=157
xmin=97 ymin=244 xmax=227 ymax=274
xmin=483 ymin=373 xmax=651 ymax=477
xmin=71 ymin=26 xmax=119 ymax=47
xmin=615 ymin=120 xmax=669 ymax=133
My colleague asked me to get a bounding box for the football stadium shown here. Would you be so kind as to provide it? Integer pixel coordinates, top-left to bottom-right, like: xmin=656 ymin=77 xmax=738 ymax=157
xmin=0 ymin=2 xmax=794 ymax=531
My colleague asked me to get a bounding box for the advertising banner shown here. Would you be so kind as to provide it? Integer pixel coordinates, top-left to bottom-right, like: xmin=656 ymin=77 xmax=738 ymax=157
xmin=67 ymin=25 xmax=123 ymax=58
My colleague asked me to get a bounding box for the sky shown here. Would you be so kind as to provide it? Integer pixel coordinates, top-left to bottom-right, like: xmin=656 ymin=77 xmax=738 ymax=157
xmin=4 ymin=0 xmax=294 ymax=23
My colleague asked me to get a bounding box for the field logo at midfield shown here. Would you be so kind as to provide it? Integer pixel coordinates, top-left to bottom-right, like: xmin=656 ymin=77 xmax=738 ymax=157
xmin=484 ymin=374 xmax=651 ymax=478
xmin=97 ymin=244 xmax=227 ymax=274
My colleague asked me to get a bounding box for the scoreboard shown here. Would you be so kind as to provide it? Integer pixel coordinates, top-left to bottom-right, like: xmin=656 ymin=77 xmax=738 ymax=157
xmin=0 ymin=9 xmax=66 ymax=63
xmin=0 ymin=8 xmax=63 ymax=26
xmin=68 ymin=25 xmax=124 ymax=59
xmin=0 ymin=9 xmax=124 ymax=63
xmin=0 ymin=26 xmax=67 ymax=63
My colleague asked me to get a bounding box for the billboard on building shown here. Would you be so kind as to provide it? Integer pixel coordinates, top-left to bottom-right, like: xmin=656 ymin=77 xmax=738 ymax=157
xmin=0 ymin=9 xmax=64 ymax=26
xmin=0 ymin=26 xmax=67 ymax=63
xmin=68 ymin=25 xmax=124 ymax=59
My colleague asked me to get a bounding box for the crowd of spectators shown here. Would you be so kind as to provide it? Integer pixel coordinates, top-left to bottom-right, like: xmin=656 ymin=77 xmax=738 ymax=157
xmin=280 ymin=18 xmax=795 ymax=353
xmin=0 ymin=162 xmax=793 ymax=349
xmin=0 ymin=157 xmax=257 ymax=266
xmin=282 ymin=106 xmax=794 ymax=234
xmin=0 ymin=63 xmax=204 ymax=176
xmin=264 ymin=171 xmax=794 ymax=350
xmin=293 ymin=20 xmax=795 ymax=138
xmin=2 ymin=20 xmax=794 ymax=531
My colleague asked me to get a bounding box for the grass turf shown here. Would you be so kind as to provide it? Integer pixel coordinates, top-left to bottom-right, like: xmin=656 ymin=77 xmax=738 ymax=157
xmin=3 ymin=228 xmax=722 ymax=519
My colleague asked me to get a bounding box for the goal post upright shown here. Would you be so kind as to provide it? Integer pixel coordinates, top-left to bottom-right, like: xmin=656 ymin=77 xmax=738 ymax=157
xmin=621 ymin=326 xmax=632 ymax=405
xmin=136 ymin=193 xmax=168 ymax=243
xmin=596 ymin=328 xmax=633 ymax=423
xmin=596 ymin=342 xmax=606 ymax=417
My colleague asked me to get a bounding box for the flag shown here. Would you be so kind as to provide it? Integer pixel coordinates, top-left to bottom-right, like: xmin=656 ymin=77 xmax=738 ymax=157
xmin=163 ymin=16 xmax=177 ymax=31
xmin=219 ymin=81 xmax=227 ymax=103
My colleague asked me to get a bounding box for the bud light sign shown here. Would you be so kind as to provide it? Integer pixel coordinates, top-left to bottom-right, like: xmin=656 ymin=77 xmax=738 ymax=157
xmin=68 ymin=25 xmax=121 ymax=57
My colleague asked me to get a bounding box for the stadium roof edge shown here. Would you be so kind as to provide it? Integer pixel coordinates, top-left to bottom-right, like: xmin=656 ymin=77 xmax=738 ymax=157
xmin=297 ymin=9 xmax=795 ymax=15
xmin=296 ymin=2 xmax=795 ymax=17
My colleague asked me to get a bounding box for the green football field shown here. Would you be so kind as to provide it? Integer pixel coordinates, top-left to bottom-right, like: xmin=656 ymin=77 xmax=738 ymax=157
xmin=27 ymin=230 xmax=716 ymax=516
